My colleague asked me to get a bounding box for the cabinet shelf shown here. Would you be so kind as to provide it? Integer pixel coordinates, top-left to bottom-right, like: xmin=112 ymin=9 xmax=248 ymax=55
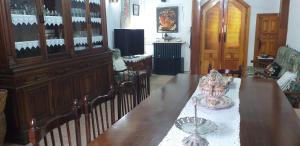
xmin=91 ymin=17 xmax=101 ymax=23
xmin=45 ymin=16 xmax=63 ymax=26
xmin=12 ymin=14 xmax=64 ymax=26
xmin=73 ymin=37 xmax=88 ymax=45
xmin=73 ymin=0 xmax=101 ymax=5
xmin=92 ymin=35 xmax=103 ymax=43
xmin=46 ymin=39 xmax=65 ymax=47
xmin=72 ymin=17 xmax=86 ymax=23
xmin=15 ymin=39 xmax=66 ymax=50
xmin=12 ymin=14 xmax=38 ymax=25
xmin=15 ymin=40 xmax=39 ymax=50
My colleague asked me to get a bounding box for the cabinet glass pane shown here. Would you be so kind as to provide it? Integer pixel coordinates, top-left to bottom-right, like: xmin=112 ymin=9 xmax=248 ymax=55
xmin=10 ymin=0 xmax=41 ymax=58
xmin=43 ymin=0 xmax=66 ymax=54
xmin=89 ymin=0 xmax=103 ymax=48
xmin=71 ymin=0 xmax=88 ymax=52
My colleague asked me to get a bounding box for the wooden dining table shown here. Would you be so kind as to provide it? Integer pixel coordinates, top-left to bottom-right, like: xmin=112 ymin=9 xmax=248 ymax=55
xmin=88 ymin=74 xmax=300 ymax=146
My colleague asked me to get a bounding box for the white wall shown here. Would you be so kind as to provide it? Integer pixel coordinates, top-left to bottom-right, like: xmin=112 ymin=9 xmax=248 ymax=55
xmin=105 ymin=0 xmax=121 ymax=48
xmin=105 ymin=0 xmax=281 ymax=71
xmin=287 ymin=0 xmax=300 ymax=51
xmin=140 ymin=0 xmax=192 ymax=71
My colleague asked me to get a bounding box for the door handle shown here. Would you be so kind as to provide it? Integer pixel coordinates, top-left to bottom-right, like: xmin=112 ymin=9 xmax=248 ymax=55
xmin=218 ymin=33 xmax=221 ymax=42
xmin=224 ymin=33 xmax=227 ymax=42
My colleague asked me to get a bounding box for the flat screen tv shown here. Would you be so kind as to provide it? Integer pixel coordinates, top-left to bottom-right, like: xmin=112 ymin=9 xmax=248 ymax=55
xmin=114 ymin=29 xmax=144 ymax=56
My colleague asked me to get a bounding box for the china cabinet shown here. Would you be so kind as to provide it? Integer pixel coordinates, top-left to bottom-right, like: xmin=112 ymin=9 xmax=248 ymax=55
xmin=0 ymin=0 xmax=111 ymax=144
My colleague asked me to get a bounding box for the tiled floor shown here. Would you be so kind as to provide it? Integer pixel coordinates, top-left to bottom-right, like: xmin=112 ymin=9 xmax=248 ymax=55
xmin=4 ymin=74 xmax=175 ymax=146
xmin=150 ymin=74 xmax=174 ymax=93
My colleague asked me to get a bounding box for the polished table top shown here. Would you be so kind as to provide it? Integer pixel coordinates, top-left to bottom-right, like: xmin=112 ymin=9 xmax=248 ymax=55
xmin=88 ymin=74 xmax=300 ymax=146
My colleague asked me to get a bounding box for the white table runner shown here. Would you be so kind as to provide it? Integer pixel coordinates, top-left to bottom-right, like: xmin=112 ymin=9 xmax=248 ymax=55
xmin=159 ymin=78 xmax=241 ymax=146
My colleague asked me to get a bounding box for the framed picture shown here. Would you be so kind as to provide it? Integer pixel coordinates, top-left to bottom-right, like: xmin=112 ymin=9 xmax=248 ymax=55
xmin=157 ymin=6 xmax=178 ymax=33
xmin=133 ymin=4 xmax=140 ymax=16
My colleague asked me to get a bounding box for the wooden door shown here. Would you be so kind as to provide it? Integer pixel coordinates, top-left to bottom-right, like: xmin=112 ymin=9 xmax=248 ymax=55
xmin=199 ymin=0 xmax=250 ymax=75
xmin=254 ymin=14 xmax=279 ymax=65
xmin=199 ymin=0 xmax=223 ymax=74
xmin=222 ymin=0 xmax=249 ymax=69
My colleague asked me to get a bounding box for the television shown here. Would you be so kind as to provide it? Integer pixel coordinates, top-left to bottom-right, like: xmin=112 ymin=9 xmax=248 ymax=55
xmin=114 ymin=29 xmax=144 ymax=56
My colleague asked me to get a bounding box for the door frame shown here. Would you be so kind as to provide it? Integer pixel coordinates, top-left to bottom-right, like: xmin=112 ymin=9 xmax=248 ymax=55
xmin=190 ymin=0 xmax=250 ymax=75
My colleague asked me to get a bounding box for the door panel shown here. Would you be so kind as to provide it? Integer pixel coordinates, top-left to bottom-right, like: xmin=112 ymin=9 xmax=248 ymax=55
xmin=23 ymin=83 xmax=52 ymax=123
xmin=80 ymin=72 xmax=97 ymax=98
xmin=199 ymin=0 xmax=249 ymax=75
xmin=254 ymin=14 xmax=279 ymax=66
xmin=200 ymin=1 xmax=222 ymax=74
xmin=52 ymin=76 xmax=74 ymax=114
xmin=223 ymin=0 xmax=247 ymax=69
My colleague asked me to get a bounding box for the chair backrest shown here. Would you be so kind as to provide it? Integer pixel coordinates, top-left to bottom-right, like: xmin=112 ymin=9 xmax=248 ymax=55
xmin=274 ymin=46 xmax=297 ymax=70
xmin=137 ymin=72 xmax=150 ymax=103
xmin=29 ymin=99 xmax=82 ymax=146
xmin=83 ymin=88 xmax=116 ymax=143
xmin=118 ymin=81 xmax=137 ymax=119
xmin=112 ymin=48 xmax=128 ymax=71
xmin=208 ymin=64 xmax=242 ymax=78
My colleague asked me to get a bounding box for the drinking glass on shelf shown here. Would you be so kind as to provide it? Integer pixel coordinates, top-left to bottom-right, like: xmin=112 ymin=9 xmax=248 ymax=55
xmin=73 ymin=8 xmax=77 ymax=17
xmin=79 ymin=9 xmax=83 ymax=17
xmin=71 ymin=8 xmax=74 ymax=16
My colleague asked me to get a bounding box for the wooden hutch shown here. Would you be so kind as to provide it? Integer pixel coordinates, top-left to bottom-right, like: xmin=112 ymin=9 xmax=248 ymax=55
xmin=0 ymin=0 xmax=112 ymax=144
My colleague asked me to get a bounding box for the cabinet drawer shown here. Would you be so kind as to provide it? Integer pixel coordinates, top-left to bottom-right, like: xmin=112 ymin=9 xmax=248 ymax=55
xmin=16 ymin=69 xmax=49 ymax=86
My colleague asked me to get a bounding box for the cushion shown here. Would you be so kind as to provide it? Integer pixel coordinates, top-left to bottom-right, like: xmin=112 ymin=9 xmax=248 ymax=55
xmin=277 ymin=71 xmax=297 ymax=91
xmin=265 ymin=62 xmax=282 ymax=77
xmin=113 ymin=58 xmax=127 ymax=71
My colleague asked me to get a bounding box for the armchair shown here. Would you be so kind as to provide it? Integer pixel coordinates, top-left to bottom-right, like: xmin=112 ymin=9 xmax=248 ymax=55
xmin=251 ymin=46 xmax=300 ymax=108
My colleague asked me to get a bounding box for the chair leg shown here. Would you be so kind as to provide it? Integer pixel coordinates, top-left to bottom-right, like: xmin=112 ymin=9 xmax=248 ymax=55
xmin=147 ymin=74 xmax=150 ymax=95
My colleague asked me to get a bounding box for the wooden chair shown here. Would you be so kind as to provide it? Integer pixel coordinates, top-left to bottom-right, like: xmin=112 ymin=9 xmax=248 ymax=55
xmin=208 ymin=64 xmax=243 ymax=78
xmin=118 ymin=81 xmax=137 ymax=119
xmin=83 ymin=87 xmax=116 ymax=143
xmin=29 ymin=99 xmax=82 ymax=146
xmin=137 ymin=71 xmax=150 ymax=103
xmin=112 ymin=49 xmax=151 ymax=105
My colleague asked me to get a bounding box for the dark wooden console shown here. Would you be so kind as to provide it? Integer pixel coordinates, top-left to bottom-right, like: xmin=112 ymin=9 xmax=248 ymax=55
xmin=153 ymin=41 xmax=184 ymax=75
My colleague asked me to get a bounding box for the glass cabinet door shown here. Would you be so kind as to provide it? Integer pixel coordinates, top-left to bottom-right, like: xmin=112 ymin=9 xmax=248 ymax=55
xmin=89 ymin=0 xmax=103 ymax=49
xmin=10 ymin=0 xmax=41 ymax=58
xmin=43 ymin=0 xmax=66 ymax=55
xmin=71 ymin=0 xmax=89 ymax=53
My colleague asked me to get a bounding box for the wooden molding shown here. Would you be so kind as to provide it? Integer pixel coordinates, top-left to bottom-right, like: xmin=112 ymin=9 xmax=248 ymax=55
xmin=190 ymin=0 xmax=201 ymax=74
xmin=278 ymin=0 xmax=290 ymax=47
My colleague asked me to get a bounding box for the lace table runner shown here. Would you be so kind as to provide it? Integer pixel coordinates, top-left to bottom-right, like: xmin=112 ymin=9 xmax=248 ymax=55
xmin=159 ymin=78 xmax=241 ymax=146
